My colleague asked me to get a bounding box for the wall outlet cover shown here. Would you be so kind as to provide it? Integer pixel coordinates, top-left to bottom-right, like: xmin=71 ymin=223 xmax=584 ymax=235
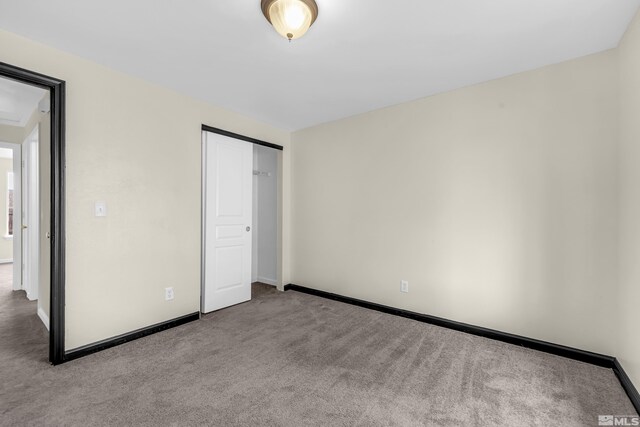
xmin=401 ymin=280 xmax=409 ymax=293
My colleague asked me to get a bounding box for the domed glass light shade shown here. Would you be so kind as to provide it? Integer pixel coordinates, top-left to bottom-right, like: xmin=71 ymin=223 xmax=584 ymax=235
xmin=261 ymin=0 xmax=319 ymax=41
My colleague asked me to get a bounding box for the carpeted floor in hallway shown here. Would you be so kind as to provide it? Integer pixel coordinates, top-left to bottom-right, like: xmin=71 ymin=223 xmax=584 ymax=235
xmin=0 ymin=273 xmax=636 ymax=426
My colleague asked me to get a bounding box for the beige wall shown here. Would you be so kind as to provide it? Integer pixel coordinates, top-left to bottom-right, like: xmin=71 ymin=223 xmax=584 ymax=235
xmin=618 ymin=10 xmax=640 ymax=388
xmin=0 ymin=29 xmax=291 ymax=350
xmin=0 ymin=124 xmax=24 ymax=145
xmin=0 ymin=158 xmax=13 ymax=261
xmin=292 ymin=51 xmax=619 ymax=356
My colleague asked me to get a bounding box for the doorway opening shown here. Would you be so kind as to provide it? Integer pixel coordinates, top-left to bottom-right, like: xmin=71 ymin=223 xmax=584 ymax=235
xmin=0 ymin=74 xmax=49 ymax=354
xmin=0 ymin=144 xmax=19 ymax=279
xmin=0 ymin=61 xmax=65 ymax=365
xmin=201 ymin=125 xmax=283 ymax=314
xmin=251 ymin=144 xmax=279 ymax=296
xmin=0 ymin=143 xmax=20 ymax=297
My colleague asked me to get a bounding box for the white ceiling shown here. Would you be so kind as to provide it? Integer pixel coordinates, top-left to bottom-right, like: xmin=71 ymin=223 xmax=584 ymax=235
xmin=0 ymin=76 xmax=47 ymax=128
xmin=0 ymin=0 xmax=638 ymax=131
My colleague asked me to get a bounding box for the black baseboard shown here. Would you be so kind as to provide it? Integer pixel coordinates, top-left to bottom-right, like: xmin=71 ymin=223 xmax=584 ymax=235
xmin=284 ymin=284 xmax=639 ymax=414
xmin=613 ymin=359 xmax=640 ymax=413
xmin=64 ymin=312 xmax=200 ymax=362
xmin=284 ymin=284 xmax=613 ymax=366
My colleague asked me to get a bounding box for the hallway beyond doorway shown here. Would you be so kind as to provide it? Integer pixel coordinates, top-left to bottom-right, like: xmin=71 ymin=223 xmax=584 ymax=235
xmin=0 ymin=262 xmax=48 ymax=364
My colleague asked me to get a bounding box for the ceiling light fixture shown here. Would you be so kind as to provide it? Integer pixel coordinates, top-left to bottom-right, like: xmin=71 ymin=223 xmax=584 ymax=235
xmin=261 ymin=0 xmax=318 ymax=41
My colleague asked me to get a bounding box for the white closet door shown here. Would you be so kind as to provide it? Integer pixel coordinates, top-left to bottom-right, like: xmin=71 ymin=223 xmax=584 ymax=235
xmin=202 ymin=131 xmax=253 ymax=313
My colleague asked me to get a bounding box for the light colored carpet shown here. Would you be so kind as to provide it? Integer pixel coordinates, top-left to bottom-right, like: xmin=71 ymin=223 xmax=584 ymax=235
xmin=251 ymin=281 xmax=278 ymax=299
xmin=0 ymin=276 xmax=636 ymax=426
xmin=0 ymin=263 xmax=13 ymax=292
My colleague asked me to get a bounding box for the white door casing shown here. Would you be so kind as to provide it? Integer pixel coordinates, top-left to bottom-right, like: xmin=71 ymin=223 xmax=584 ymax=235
xmin=21 ymin=126 xmax=39 ymax=301
xmin=21 ymin=139 xmax=27 ymax=295
xmin=202 ymin=131 xmax=253 ymax=313
xmin=27 ymin=127 xmax=40 ymax=300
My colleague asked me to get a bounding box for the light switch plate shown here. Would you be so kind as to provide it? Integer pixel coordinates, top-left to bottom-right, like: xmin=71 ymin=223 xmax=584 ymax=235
xmin=95 ymin=201 xmax=107 ymax=217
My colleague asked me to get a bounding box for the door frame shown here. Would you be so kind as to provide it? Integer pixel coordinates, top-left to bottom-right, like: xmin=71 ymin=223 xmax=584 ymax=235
xmin=0 ymin=61 xmax=66 ymax=365
xmin=200 ymin=125 xmax=283 ymax=313
xmin=22 ymin=126 xmax=40 ymax=301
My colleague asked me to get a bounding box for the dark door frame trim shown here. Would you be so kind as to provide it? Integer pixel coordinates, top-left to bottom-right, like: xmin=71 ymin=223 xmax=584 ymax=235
xmin=200 ymin=124 xmax=283 ymax=315
xmin=201 ymin=125 xmax=284 ymax=151
xmin=0 ymin=61 xmax=66 ymax=365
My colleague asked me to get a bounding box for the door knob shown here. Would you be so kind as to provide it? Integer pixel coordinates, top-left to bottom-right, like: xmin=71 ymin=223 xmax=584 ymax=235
xmin=22 ymin=225 xmax=27 ymax=229
xmin=246 ymin=226 xmax=251 ymax=232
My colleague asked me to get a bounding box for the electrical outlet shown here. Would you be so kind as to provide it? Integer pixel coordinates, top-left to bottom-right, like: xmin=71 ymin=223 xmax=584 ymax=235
xmin=165 ymin=287 xmax=174 ymax=301
xmin=401 ymin=280 xmax=409 ymax=293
